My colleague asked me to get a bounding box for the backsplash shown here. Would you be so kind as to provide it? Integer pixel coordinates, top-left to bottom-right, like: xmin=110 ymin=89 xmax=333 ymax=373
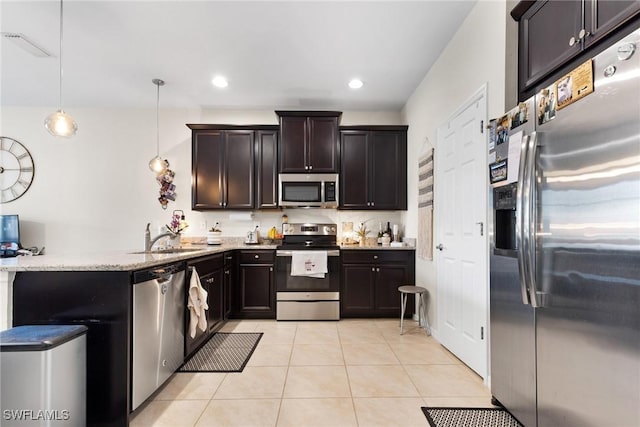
xmin=183 ymin=209 xmax=405 ymax=242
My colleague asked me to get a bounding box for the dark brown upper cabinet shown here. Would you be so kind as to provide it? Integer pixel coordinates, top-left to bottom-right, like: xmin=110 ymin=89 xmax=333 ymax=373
xmin=255 ymin=130 xmax=279 ymax=209
xmin=188 ymin=125 xmax=279 ymax=210
xmin=512 ymin=0 xmax=640 ymax=101
xmin=340 ymin=126 xmax=408 ymax=210
xmin=276 ymin=111 xmax=342 ymax=173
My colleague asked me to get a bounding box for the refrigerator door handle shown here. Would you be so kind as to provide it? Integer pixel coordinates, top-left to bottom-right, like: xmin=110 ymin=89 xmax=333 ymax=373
xmin=516 ymin=134 xmax=531 ymax=305
xmin=524 ymin=132 xmax=543 ymax=308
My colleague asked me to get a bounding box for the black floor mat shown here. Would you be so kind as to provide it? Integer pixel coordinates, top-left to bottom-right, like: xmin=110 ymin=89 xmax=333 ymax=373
xmin=179 ymin=332 xmax=263 ymax=372
xmin=421 ymin=407 xmax=524 ymax=427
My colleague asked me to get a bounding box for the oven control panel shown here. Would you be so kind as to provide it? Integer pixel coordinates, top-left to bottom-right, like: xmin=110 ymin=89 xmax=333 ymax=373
xmin=282 ymin=223 xmax=337 ymax=236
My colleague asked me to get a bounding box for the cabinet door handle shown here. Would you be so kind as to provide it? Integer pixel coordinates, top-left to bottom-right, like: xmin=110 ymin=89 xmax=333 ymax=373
xmin=373 ymin=255 xmax=378 ymax=259
xmin=309 ymin=165 xmax=313 ymax=170
xmin=225 ymin=270 xmax=230 ymax=275
xmin=569 ymin=30 xmax=590 ymax=47
xmin=254 ymin=255 xmax=259 ymax=259
xmin=371 ymin=202 xmax=374 ymax=207
xmin=371 ymin=267 xmax=375 ymax=272
xmin=376 ymin=268 xmax=380 ymax=272
xmin=270 ymin=267 xmax=273 ymax=272
xmin=219 ymin=202 xmax=223 ymax=206
xmin=436 ymin=243 xmax=444 ymax=251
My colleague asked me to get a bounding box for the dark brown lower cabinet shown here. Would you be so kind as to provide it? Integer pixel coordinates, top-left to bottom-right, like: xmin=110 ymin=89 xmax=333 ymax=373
xmin=223 ymin=252 xmax=235 ymax=319
xmin=186 ymin=254 xmax=226 ymax=357
xmin=235 ymin=250 xmax=276 ymax=319
xmin=341 ymin=249 xmax=415 ymax=318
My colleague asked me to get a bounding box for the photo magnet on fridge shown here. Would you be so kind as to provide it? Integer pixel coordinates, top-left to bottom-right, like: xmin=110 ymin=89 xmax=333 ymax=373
xmin=556 ymin=60 xmax=594 ymax=110
xmin=489 ymin=159 xmax=508 ymax=184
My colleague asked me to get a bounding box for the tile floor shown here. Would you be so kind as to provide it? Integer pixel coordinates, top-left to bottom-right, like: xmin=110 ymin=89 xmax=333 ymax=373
xmin=130 ymin=319 xmax=494 ymax=427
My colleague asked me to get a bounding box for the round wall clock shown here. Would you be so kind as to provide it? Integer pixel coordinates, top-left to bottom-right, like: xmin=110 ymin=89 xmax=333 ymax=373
xmin=0 ymin=137 xmax=35 ymax=203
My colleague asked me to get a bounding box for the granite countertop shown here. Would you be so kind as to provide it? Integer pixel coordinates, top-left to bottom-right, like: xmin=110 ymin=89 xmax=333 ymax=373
xmin=340 ymin=244 xmax=415 ymax=251
xmin=0 ymin=241 xmax=279 ymax=272
xmin=0 ymin=240 xmax=415 ymax=272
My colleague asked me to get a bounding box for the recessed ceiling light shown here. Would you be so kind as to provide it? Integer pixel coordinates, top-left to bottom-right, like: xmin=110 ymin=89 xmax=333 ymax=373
xmin=212 ymin=76 xmax=228 ymax=88
xmin=348 ymin=79 xmax=364 ymax=89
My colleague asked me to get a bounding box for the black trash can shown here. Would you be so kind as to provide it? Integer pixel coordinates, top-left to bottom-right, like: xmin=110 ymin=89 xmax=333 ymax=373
xmin=0 ymin=325 xmax=87 ymax=426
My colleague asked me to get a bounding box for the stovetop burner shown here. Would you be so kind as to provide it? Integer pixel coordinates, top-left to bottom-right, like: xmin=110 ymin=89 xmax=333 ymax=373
xmin=278 ymin=222 xmax=338 ymax=250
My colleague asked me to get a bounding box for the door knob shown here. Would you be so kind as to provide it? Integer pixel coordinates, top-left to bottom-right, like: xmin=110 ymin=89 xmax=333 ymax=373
xmin=436 ymin=244 xmax=444 ymax=251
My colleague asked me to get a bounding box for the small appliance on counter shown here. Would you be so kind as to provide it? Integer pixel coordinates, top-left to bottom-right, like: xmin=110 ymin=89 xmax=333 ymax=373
xmin=245 ymin=226 xmax=260 ymax=244
xmin=0 ymin=214 xmax=20 ymax=258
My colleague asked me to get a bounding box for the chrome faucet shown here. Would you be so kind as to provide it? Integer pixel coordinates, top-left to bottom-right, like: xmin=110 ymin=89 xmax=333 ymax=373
xmin=144 ymin=223 xmax=176 ymax=252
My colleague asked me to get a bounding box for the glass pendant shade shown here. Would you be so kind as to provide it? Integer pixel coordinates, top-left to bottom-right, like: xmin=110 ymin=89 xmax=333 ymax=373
xmin=149 ymin=155 xmax=167 ymax=173
xmin=45 ymin=0 xmax=77 ymax=138
xmin=44 ymin=109 xmax=77 ymax=137
xmin=149 ymin=78 xmax=166 ymax=173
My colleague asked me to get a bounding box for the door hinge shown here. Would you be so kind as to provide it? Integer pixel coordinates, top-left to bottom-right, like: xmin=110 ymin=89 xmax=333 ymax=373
xmin=480 ymin=120 xmax=484 ymax=133
xmin=481 ymin=326 xmax=484 ymax=340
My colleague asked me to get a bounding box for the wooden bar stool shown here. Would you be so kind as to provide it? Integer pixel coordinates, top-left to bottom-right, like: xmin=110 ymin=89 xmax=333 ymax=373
xmin=398 ymin=285 xmax=431 ymax=336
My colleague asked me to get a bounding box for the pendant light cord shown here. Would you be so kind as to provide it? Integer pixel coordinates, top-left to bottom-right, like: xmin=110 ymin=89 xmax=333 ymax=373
xmin=59 ymin=0 xmax=64 ymax=111
xmin=156 ymin=80 xmax=160 ymax=156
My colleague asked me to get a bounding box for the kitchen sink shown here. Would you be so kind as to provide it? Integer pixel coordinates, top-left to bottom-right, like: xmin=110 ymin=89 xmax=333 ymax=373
xmin=129 ymin=248 xmax=202 ymax=255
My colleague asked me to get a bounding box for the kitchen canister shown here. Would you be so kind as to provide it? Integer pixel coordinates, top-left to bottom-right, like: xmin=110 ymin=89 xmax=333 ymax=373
xmin=207 ymin=231 xmax=222 ymax=245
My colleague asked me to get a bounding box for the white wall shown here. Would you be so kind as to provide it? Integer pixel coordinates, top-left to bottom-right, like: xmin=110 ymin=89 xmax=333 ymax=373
xmin=1 ymin=106 xmax=402 ymax=254
xmin=401 ymin=0 xmax=507 ymax=331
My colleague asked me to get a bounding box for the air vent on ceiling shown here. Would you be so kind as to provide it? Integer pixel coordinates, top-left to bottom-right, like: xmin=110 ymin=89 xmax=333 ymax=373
xmin=2 ymin=32 xmax=51 ymax=57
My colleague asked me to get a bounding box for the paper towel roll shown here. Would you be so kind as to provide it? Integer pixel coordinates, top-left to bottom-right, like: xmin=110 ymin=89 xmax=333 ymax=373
xmin=229 ymin=212 xmax=254 ymax=221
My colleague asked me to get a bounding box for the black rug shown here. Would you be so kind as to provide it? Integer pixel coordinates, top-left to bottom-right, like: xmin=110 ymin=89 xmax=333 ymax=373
xmin=179 ymin=332 xmax=263 ymax=373
xmin=421 ymin=407 xmax=523 ymax=427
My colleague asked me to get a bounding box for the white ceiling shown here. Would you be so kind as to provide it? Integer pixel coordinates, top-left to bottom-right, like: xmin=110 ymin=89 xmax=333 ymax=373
xmin=1 ymin=0 xmax=476 ymax=111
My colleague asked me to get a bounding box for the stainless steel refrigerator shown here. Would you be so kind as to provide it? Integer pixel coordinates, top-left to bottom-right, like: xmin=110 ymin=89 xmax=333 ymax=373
xmin=489 ymin=26 xmax=640 ymax=427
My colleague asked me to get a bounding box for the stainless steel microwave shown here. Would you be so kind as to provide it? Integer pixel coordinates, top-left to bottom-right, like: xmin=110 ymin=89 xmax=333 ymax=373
xmin=278 ymin=173 xmax=338 ymax=208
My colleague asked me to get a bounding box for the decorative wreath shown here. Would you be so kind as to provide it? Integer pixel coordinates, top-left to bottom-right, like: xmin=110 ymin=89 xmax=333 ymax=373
xmin=156 ymin=160 xmax=176 ymax=209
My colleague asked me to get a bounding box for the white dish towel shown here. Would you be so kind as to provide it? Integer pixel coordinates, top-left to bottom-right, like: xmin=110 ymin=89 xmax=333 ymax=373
xmin=187 ymin=267 xmax=208 ymax=338
xmin=290 ymin=251 xmax=328 ymax=278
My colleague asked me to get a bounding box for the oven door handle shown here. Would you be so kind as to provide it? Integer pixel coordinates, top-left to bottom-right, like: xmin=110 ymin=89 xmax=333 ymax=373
xmin=276 ymin=250 xmax=340 ymax=257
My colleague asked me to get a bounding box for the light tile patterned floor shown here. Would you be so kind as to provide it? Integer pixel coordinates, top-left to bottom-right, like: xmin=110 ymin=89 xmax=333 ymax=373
xmin=130 ymin=319 xmax=493 ymax=427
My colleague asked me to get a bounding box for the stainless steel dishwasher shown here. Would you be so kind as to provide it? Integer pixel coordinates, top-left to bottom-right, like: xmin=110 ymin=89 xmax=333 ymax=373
xmin=132 ymin=262 xmax=186 ymax=410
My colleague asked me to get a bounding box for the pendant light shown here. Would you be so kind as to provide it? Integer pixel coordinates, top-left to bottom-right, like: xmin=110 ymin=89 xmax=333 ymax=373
xmin=44 ymin=0 xmax=77 ymax=137
xmin=149 ymin=78 xmax=168 ymax=174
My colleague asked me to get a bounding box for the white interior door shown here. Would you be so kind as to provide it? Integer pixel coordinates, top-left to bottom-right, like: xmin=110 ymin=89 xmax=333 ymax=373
xmin=435 ymin=87 xmax=488 ymax=378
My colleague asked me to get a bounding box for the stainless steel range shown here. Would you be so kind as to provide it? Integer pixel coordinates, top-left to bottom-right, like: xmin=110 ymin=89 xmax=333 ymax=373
xmin=276 ymin=223 xmax=340 ymax=320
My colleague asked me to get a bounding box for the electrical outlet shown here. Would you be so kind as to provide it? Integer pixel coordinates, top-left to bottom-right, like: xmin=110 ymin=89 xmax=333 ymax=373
xmin=199 ymin=220 xmax=207 ymax=231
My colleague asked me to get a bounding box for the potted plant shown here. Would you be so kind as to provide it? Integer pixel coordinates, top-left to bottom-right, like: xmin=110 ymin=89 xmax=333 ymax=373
xmin=166 ymin=211 xmax=188 ymax=248
xmin=356 ymin=223 xmax=369 ymax=247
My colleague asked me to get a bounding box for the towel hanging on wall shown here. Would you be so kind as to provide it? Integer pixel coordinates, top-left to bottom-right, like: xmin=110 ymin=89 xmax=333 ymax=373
xmin=418 ymin=147 xmax=434 ymax=260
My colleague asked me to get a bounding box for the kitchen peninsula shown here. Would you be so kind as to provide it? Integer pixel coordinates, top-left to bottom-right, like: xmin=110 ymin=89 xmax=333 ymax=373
xmin=0 ymin=241 xmax=275 ymax=427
